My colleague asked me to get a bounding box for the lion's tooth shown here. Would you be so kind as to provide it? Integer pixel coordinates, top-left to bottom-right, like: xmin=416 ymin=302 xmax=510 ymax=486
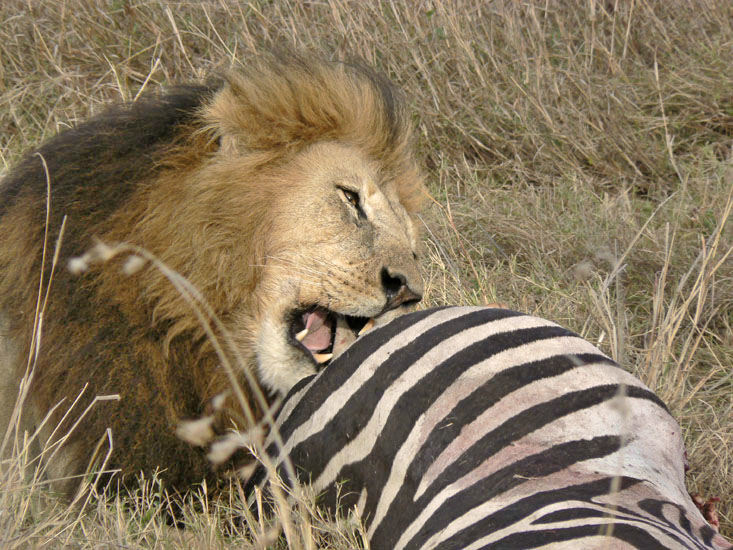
xmin=295 ymin=327 xmax=309 ymax=342
xmin=358 ymin=318 xmax=375 ymax=336
xmin=313 ymin=353 xmax=333 ymax=364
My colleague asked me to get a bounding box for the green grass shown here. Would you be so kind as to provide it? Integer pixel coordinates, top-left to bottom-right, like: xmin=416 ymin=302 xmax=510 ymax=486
xmin=1 ymin=0 xmax=731 ymax=547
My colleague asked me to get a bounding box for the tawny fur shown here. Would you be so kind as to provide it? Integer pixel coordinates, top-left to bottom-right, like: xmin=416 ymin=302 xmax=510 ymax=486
xmin=0 ymin=55 xmax=425 ymax=496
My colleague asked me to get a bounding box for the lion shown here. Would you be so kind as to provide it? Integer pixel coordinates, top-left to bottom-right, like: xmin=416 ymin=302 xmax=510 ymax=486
xmin=0 ymin=55 xmax=425 ymax=497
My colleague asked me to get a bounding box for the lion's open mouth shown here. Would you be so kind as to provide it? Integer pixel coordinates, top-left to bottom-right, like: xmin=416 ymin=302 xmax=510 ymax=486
xmin=288 ymin=306 xmax=374 ymax=367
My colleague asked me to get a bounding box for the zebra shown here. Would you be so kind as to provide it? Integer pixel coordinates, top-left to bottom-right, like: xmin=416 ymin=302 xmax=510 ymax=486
xmin=247 ymin=306 xmax=731 ymax=550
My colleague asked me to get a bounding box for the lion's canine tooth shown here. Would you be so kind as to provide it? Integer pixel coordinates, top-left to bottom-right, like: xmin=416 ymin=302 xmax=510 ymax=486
xmin=313 ymin=353 xmax=333 ymax=364
xmin=358 ymin=318 xmax=375 ymax=336
xmin=295 ymin=327 xmax=309 ymax=342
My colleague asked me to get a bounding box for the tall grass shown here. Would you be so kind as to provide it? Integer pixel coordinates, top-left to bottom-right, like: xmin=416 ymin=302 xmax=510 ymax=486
xmin=1 ymin=0 xmax=731 ymax=546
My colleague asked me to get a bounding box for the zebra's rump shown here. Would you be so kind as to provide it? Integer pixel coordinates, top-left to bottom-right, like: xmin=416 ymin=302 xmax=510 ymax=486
xmin=255 ymin=306 xmax=731 ymax=550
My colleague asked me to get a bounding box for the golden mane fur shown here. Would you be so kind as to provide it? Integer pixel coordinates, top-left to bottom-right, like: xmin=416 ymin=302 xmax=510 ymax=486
xmin=0 ymin=55 xmax=425 ymax=495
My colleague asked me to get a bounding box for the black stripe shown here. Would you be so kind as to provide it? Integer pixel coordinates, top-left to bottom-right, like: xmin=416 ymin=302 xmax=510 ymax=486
xmin=282 ymin=372 xmax=316 ymax=399
xmin=373 ymin=385 xmax=665 ymax=548
xmin=478 ymin=522 xmax=675 ymax=550
xmin=537 ymin=505 xmax=643 ymax=523
xmin=422 ymin=477 xmax=641 ymax=550
xmin=639 ymin=499 xmax=717 ymax=549
xmin=398 ymin=436 xmax=624 ymax=550
xmin=535 ymin=506 xmax=705 ymax=550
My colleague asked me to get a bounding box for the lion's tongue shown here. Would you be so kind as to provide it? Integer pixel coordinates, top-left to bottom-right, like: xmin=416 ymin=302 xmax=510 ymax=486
xmin=301 ymin=309 xmax=332 ymax=352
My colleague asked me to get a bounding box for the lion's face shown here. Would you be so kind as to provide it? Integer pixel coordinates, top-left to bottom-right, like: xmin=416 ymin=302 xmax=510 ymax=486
xmin=247 ymin=142 xmax=423 ymax=395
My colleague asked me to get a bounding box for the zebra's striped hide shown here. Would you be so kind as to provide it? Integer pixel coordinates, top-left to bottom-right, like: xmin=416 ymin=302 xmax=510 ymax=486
xmin=251 ymin=306 xmax=731 ymax=550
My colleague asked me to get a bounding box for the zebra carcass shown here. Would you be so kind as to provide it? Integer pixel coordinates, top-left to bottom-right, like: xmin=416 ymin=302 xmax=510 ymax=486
xmin=247 ymin=306 xmax=731 ymax=550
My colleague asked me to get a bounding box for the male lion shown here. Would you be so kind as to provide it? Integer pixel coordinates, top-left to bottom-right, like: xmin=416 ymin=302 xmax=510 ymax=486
xmin=0 ymin=56 xmax=424 ymax=496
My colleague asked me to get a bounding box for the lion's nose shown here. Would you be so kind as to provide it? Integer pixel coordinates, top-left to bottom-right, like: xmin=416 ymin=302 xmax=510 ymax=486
xmin=381 ymin=267 xmax=423 ymax=312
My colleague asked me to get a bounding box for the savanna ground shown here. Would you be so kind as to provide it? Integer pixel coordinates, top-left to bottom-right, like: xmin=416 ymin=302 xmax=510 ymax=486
xmin=0 ymin=1 xmax=731 ymax=548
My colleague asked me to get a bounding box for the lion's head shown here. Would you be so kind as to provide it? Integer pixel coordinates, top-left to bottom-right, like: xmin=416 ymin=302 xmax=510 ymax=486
xmin=123 ymin=57 xmax=425 ymax=397
xmin=0 ymin=55 xmax=425 ymax=491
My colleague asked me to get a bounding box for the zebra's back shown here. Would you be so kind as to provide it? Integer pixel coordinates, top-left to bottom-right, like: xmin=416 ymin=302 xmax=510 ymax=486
xmin=256 ymin=306 xmax=731 ymax=550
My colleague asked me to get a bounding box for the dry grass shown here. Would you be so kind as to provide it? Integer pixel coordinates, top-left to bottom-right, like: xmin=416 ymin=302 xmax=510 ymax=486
xmin=1 ymin=0 xmax=731 ymax=547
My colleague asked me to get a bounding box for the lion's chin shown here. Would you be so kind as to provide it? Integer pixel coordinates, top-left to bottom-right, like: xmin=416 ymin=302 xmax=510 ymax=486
xmin=288 ymin=306 xmax=374 ymax=367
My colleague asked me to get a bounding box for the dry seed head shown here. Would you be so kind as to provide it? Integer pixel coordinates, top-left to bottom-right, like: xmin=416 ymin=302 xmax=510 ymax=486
xmin=207 ymin=432 xmax=248 ymax=465
xmin=259 ymin=526 xmax=282 ymax=547
xmin=236 ymin=461 xmax=258 ymax=481
xmin=176 ymin=416 xmax=215 ymax=447
xmin=609 ymin=384 xmax=631 ymax=416
xmin=122 ymin=254 xmax=146 ymax=275
xmin=594 ymin=247 xmax=617 ymax=268
xmin=573 ymin=261 xmax=595 ymax=282
xmin=211 ymin=391 xmax=229 ymax=411
xmin=68 ymin=242 xmax=119 ymax=275
xmin=88 ymin=241 xmax=116 ymax=262
xmin=67 ymin=255 xmax=90 ymax=275
xmin=207 ymin=427 xmax=264 ymax=465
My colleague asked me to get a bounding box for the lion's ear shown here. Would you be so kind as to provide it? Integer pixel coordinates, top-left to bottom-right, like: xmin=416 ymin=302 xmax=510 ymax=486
xmin=202 ymin=79 xmax=255 ymax=156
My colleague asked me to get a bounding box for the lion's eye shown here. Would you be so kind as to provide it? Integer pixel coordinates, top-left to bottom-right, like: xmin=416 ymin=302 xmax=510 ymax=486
xmin=338 ymin=187 xmax=360 ymax=209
